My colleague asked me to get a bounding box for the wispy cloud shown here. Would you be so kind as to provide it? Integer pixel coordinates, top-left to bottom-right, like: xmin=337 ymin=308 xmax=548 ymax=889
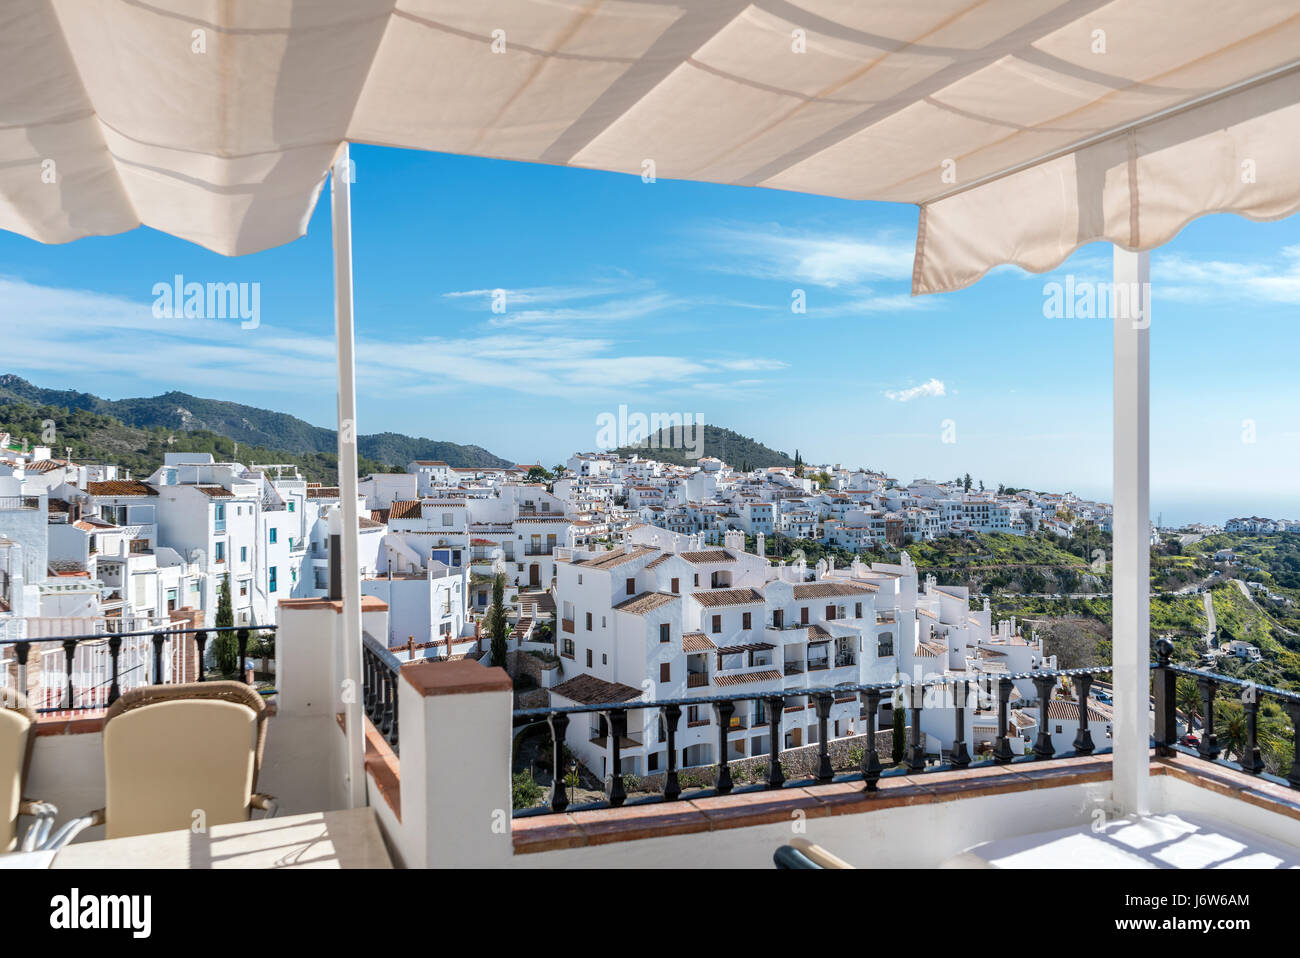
xmin=440 ymin=279 xmax=684 ymax=328
xmin=1156 ymin=246 xmax=1300 ymax=305
xmin=884 ymin=378 xmax=946 ymax=402
xmin=697 ymin=223 xmax=915 ymax=288
xmin=0 ymin=277 xmax=781 ymax=404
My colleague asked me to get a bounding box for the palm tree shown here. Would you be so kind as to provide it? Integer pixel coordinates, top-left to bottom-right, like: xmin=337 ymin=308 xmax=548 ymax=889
xmin=1175 ymin=677 xmax=1202 ymax=725
xmin=1214 ymin=700 xmax=1247 ymax=761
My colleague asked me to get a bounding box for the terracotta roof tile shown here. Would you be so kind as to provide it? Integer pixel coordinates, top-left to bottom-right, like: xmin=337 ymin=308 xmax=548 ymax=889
xmin=389 ymin=500 xmax=422 ymax=519
xmin=679 ymin=550 xmax=736 ymax=564
xmin=85 ymin=479 xmax=157 ymax=497
xmin=612 ymin=591 xmax=679 ymax=615
xmin=691 ymin=587 xmax=765 ymax=608
xmin=682 ymin=632 xmax=716 ymax=653
xmin=713 ymin=669 xmax=782 ymax=687
xmin=792 ymin=581 xmax=878 ymax=598
xmin=550 ymin=674 xmax=642 ymax=706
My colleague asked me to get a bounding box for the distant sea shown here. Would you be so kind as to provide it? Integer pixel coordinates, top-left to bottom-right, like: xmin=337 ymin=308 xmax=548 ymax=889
xmin=1151 ymin=493 xmax=1299 ymax=530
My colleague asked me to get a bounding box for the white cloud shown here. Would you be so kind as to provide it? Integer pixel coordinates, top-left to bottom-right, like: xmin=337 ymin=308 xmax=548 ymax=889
xmin=884 ymin=378 xmax=946 ymax=402
xmin=698 ymin=224 xmax=915 ymax=288
xmin=0 ymin=276 xmax=780 ymax=405
xmin=1156 ymin=247 xmax=1300 ymax=305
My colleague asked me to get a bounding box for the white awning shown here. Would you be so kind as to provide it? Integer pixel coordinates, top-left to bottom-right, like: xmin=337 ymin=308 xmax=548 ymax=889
xmin=4 ymin=0 xmax=1300 ymax=292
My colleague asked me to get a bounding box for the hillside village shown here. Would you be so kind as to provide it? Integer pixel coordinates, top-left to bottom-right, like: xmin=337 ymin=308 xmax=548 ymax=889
xmin=0 ymin=431 xmax=1130 ymax=760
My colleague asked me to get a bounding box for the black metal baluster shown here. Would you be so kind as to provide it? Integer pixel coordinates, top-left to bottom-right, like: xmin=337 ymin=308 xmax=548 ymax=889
xmin=1152 ymin=639 xmax=1177 ymax=756
xmin=1073 ymin=672 xmax=1095 ymax=755
xmin=662 ymin=703 xmax=681 ymax=801
xmin=813 ymin=691 xmax=834 ymax=783
xmin=950 ymin=679 xmax=971 ymax=768
xmin=14 ymin=641 xmax=29 ymax=701
xmin=905 ymin=682 xmax=925 ymax=772
xmin=390 ymin=670 xmax=399 ymax=750
xmin=765 ymin=694 xmax=785 ymax=789
xmin=993 ymin=676 xmax=1014 ymax=763
xmin=1032 ymin=673 xmax=1056 ymax=759
xmin=379 ymin=669 xmax=394 ymax=739
xmin=713 ymin=700 xmax=734 ymax=794
xmin=860 ymin=688 xmax=883 ymax=790
xmin=1197 ymin=676 xmax=1220 ymax=759
xmin=547 ymin=711 xmax=569 ymax=812
xmin=1240 ymin=688 xmax=1265 ymax=775
xmin=236 ymin=628 xmax=250 ymax=682
xmin=152 ymin=632 xmax=166 ymax=684
xmin=194 ymin=630 xmax=208 ymax=681
xmin=361 ymin=649 xmax=373 ymax=719
xmin=61 ymin=639 xmax=76 ymax=709
xmin=605 ymin=708 xmax=627 ymax=806
xmin=1285 ymin=700 xmax=1300 ymax=790
xmin=107 ymin=635 xmax=122 ymax=706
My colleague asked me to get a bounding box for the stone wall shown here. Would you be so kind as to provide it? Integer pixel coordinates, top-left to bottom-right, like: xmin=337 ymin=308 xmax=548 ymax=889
xmin=628 ymin=726 xmax=904 ymax=793
xmin=507 ymin=648 xmax=559 ymax=710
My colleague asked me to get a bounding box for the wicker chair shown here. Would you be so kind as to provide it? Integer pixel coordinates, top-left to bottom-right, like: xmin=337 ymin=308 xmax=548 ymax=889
xmin=46 ymin=681 xmax=276 ymax=849
xmin=0 ymin=688 xmax=58 ymax=852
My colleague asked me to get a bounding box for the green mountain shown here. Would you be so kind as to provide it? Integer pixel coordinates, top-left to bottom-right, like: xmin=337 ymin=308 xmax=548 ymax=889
xmin=612 ymin=424 xmax=796 ymax=468
xmin=0 ymin=375 xmax=513 ymax=471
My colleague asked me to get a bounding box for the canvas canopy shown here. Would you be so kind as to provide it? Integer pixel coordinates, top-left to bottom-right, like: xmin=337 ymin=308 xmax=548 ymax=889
xmin=4 ymin=0 xmax=1300 ymax=293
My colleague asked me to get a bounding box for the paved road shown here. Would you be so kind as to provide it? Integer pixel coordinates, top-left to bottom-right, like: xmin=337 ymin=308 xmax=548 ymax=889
xmin=1202 ymin=590 xmax=1216 ymax=642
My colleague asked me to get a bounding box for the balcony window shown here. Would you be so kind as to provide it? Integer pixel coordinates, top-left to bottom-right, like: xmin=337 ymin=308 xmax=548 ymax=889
xmin=213 ymin=503 xmax=226 ymax=532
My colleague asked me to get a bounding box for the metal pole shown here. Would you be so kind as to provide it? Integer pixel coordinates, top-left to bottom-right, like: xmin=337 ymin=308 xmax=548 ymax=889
xmin=332 ymin=143 xmax=367 ymax=809
xmin=1112 ymin=246 xmax=1150 ymax=815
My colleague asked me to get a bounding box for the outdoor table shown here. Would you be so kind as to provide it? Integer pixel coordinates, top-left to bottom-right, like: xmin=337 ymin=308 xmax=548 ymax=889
xmin=11 ymin=807 xmax=392 ymax=869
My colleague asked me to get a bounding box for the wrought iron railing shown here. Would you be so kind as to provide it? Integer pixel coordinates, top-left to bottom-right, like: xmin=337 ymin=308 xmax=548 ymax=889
xmin=514 ymin=665 xmax=1114 ymax=815
xmin=362 ymin=632 xmax=401 ymax=753
xmin=0 ymin=624 xmax=275 ymax=712
xmin=1152 ymin=638 xmax=1300 ymax=788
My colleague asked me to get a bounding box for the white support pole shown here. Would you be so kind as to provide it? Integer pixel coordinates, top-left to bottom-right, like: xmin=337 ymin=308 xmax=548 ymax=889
xmin=331 ymin=143 xmax=366 ymax=809
xmin=1111 ymin=247 xmax=1150 ymax=815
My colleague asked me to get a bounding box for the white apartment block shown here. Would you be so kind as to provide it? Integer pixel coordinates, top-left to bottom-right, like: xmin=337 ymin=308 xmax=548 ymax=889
xmin=550 ymin=528 xmax=1058 ymax=780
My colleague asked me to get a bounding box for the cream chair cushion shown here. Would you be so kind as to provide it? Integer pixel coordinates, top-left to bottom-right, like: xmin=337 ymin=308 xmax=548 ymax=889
xmin=0 ymin=707 xmax=31 ymax=852
xmin=104 ymin=698 xmax=257 ymax=839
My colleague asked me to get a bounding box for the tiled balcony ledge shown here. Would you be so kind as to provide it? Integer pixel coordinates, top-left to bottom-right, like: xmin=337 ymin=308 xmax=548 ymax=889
xmin=1153 ymin=754 xmax=1300 ymax=822
xmin=335 ymin=711 xmax=402 ymax=822
xmin=512 ymin=754 xmax=1300 ymax=856
xmin=512 ymin=754 xmax=1114 ymax=854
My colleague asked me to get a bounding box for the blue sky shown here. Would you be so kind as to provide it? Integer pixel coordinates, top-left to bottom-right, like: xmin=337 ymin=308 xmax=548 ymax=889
xmin=1 ymin=143 xmax=1297 ymax=526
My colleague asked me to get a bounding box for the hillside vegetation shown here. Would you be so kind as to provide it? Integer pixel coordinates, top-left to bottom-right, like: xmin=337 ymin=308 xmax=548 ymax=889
xmin=0 ymin=374 xmax=511 ymax=468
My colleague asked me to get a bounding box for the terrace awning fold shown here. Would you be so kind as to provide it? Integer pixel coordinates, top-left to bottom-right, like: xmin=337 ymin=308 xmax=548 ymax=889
xmin=4 ymin=0 xmax=1300 ymax=292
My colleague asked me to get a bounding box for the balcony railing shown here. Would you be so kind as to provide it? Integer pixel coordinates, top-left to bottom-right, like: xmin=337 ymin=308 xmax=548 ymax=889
xmin=0 ymin=624 xmax=275 ymax=712
xmin=514 ymin=665 xmax=1116 ymax=814
xmin=1152 ymin=639 xmax=1300 ymax=787
xmin=362 ymin=632 xmax=400 ymax=753
xmin=687 ymin=672 xmax=709 ymax=688
xmin=0 ymin=496 xmax=41 ymax=510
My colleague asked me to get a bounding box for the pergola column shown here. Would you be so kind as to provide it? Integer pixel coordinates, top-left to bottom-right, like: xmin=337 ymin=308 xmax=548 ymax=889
xmin=1111 ymin=246 xmax=1151 ymax=815
xmin=332 ymin=143 xmax=366 ymax=808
